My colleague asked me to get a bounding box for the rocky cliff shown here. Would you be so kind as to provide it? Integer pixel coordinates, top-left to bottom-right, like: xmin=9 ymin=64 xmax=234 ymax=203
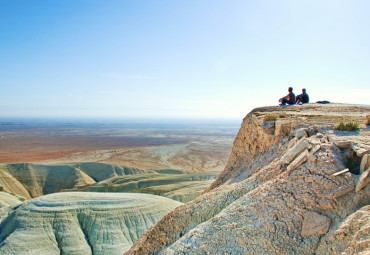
xmin=125 ymin=103 xmax=370 ymax=255
xmin=0 ymin=192 xmax=182 ymax=255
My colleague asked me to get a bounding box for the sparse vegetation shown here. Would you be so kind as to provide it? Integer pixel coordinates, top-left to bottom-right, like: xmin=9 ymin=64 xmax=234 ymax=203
xmin=263 ymin=112 xmax=287 ymax=122
xmin=279 ymin=112 xmax=287 ymax=118
xmin=334 ymin=120 xmax=360 ymax=131
xmin=263 ymin=114 xmax=278 ymax=121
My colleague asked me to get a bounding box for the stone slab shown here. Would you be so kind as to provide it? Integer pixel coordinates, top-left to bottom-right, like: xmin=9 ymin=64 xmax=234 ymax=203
xmin=280 ymin=138 xmax=310 ymax=165
xmin=301 ymin=211 xmax=331 ymax=237
xmin=360 ymin=154 xmax=370 ymax=174
xmin=356 ymin=168 xmax=370 ymax=193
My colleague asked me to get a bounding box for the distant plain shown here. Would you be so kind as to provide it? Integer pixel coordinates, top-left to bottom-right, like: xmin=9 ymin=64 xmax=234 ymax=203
xmin=0 ymin=118 xmax=239 ymax=173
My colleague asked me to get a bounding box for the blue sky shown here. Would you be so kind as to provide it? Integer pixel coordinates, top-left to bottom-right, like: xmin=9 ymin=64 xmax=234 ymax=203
xmin=1 ymin=0 xmax=369 ymax=119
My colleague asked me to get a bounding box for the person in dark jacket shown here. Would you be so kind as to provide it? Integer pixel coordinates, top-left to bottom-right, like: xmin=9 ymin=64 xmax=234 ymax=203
xmin=279 ymin=87 xmax=295 ymax=106
xmin=296 ymin=88 xmax=309 ymax=104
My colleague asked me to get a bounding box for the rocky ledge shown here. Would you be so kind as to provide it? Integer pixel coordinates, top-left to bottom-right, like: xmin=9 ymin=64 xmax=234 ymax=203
xmin=125 ymin=103 xmax=370 ymax=255
xmin=0 ymin=192 xmax=182 ymax=255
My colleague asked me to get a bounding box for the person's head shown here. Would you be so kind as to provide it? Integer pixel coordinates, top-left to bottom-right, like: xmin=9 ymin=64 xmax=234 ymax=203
xmin=288 ymin=87 xmax=293 ymax=92
xmin=302 ymin=88 xmax=306 ymax=93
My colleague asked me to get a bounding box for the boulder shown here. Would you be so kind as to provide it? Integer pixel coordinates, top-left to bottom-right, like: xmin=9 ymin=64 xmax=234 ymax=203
xmin=301 ymin=211 xmax=331 ymax=237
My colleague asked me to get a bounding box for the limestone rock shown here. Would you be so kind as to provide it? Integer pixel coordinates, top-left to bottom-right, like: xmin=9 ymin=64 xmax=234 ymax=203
xmin=356 ymin=168 xmax=370 ymax=193
xmin=261 ymin=120 xmax=275 ymax=135
xmin=287 ymin=149 xmax=309 ymax=172
xmin=307 ymin=125 xmax=321 ymax=136
xmin=275 ymin=119 xmax=292 ymax=136
xmin=0 ymin=192 xmax=182 ymax=255
xmin=360 ymin=154 xmax=370 ymax=174
xmin=301 ymin=211 xmax=331 ymax=237
xmin=309 ymin=144 xmax=321 ymax=156
xmin=352 ymin=143 xmax=370 ymax=157
xmin=331 ymin=136 xmax=370 ymax=157
xmin=280 ymin=138 xmax=310 ymax=164
xmin=334 ymin=140 xmax=352 ymax=148
xmin=290 ymin=128 xmax=308 ymax=139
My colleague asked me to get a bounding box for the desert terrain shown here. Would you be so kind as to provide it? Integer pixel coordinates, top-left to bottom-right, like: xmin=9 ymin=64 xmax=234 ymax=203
xmin=0 ymin=104 xmax=369 ymax=254
xmin=0 ymin=119 xmax=238 ymax=173
xmin=0 ymin=119 xmax=238 ymax=203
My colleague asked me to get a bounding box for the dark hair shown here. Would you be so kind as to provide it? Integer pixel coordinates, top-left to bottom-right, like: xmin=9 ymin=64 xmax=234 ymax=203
xmin=302 ymin=88 xmax=306 ymax=92
xmin=288 ymin=87 xmax=293 ymax=92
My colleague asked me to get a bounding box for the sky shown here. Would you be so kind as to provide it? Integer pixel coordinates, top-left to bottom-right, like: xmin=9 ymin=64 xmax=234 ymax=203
xmin=1 ymin=0 xmax=369 ymax=119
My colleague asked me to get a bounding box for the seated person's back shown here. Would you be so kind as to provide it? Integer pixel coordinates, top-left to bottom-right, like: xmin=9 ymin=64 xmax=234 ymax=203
xmin=296 ymin=88 xmax=309 ymax=104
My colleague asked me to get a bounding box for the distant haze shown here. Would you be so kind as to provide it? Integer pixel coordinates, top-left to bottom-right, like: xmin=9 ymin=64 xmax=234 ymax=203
xmin=1 ymin=1 xmax=369 ymax=119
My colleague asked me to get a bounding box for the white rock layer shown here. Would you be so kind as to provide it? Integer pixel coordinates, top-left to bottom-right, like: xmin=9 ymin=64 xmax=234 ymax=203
xmin=0 ymin=192 xmax=182 ymax=255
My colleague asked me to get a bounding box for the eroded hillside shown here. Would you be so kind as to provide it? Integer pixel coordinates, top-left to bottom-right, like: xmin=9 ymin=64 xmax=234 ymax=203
xmin=0 ymin=192 xmax=182 ymax=255
xmin=0 ymin=163 xmax=217 ymax=203
xmin=125 ymin=103 xmax=370 ymax=255
xmin=0 ymin=163 xmax=144 ymax=199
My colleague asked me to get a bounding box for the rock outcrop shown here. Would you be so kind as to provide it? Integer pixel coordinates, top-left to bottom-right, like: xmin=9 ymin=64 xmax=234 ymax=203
xmin=125 ymin=103 xmax=370 ymax=255
xmin=0 ymin=192 xmax=182 ymax=255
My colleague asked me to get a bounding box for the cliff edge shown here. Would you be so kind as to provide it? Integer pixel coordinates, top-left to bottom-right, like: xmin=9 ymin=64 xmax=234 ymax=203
xmin=125 ymin=103 xmax=370 ymax=255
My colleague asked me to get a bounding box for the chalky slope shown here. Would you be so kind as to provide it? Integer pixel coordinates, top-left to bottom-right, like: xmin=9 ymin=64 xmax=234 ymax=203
xmin=0 ymin=192 xmax=182 ymax=255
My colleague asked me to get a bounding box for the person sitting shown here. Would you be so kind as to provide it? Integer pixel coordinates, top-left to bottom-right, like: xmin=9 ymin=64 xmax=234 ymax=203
xmin=296 ymin=88 xmax=309 ymax=104
xmin=279 ymin=87 xmax=296 ymax=106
